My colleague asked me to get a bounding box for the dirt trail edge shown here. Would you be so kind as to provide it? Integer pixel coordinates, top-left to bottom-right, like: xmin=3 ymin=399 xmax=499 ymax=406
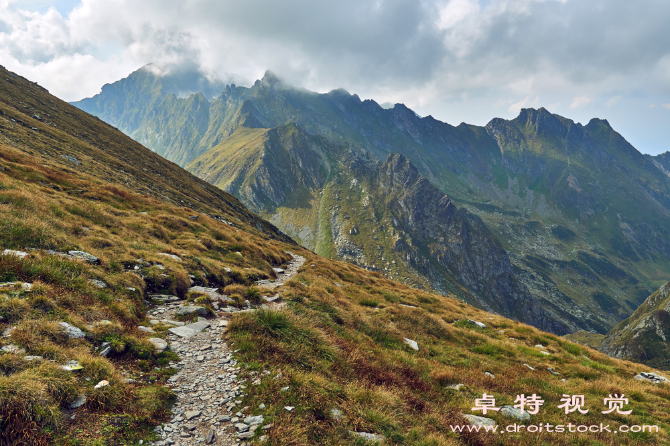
xmin=149 ymin=252 xmax=306 ymax=446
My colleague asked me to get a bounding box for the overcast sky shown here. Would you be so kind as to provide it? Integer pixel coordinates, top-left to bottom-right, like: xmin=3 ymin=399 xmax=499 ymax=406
xmin=1 ymin=0 xmax=669 ymax=154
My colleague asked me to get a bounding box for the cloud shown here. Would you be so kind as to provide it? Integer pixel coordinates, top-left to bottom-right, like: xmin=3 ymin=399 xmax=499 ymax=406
xmin=1 ymin=0 xmax=670 ymax=153
xmin=606 ymin=95 xmax=621 ymax=107
xmin=663 ymin=103 xmax=670 ymax=110
xmin=508 ymin=96 xmax=540 ymax=113
xmin=570 ymin=95 xmax=592 ymax=109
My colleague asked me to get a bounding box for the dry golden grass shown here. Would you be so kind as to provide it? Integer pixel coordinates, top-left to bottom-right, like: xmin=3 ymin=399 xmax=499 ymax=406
xmin=0 ymin=140 xmax=296 ymax=444
xmin=227 ymin=253 xmax=670 ymax=445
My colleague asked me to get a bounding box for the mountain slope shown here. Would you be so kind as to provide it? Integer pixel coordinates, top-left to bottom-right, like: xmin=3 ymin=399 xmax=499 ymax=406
xmin=600 ymin=282 xmax=670 ymax=369
xmin=74 ymin=67 xmax=670 ymax=336
xmin=2 ymin=65 xmax=289 ymax=243
xmin=189 ymin=123 xmax=586 ymax=333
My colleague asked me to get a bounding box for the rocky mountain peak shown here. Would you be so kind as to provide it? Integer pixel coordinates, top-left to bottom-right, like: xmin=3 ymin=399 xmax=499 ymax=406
xmin=514 ymin=107 xmax=572 ymax=138
xmin=257 ymin=70 xmax=288 ymax=90
xmin=380 ymin=153 xmax=421 ymax=187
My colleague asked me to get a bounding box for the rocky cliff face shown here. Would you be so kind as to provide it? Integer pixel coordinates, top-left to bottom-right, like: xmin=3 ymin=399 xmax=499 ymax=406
xmin=362 ymin=154 xmax=569 ymax=332
xmin=599 ymin=282 xmax=670 ymax=369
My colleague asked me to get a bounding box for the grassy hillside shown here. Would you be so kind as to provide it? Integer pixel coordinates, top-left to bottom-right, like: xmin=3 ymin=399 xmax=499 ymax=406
xmin=1 ymin=65 xmax=289 ymax=244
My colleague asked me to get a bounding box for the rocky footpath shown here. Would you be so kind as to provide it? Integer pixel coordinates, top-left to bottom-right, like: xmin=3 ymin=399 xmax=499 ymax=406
xmin=149 ymin=253 xmax=305 ymax=445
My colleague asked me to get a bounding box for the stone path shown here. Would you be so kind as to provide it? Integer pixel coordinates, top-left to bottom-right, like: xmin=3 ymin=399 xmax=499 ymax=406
xmin=149 ymin=253 xmax=305 ymax=446
xmin=254 ymin=252 xmax=305 ymax=290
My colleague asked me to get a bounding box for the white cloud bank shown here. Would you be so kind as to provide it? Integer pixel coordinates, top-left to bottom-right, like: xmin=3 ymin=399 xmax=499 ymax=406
xmin=1 ymin=0 xmax=670 ymax=153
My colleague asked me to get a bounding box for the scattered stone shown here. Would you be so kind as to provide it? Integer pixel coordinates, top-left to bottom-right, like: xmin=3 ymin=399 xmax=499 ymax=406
xmin=1 ymin=344 xmax=25 ymax=354
xmin=158 ymin=253 xmax=181 ymax=262
xmin=635 ymin=372 xmax=669 ymax=384
xmin=462 ymin=414 xmax=495 ymax=427
xmin=94 ymin=380 xmax=109 ymax=389
xmin=548 ymin=367 xmax=560 ymax=375
xmin=188 ymin=286 xmax=233 ymax=303
xmin=205 ymin=429 xmax=216 ymax=444
xmin=349 ymin=431 xmax=384 ymax=442
xmin=1 ymin=249 xmax=28 ymax=259
xmin=523 ymin=363 xmax=535 ymax=371
xmin=68 ymin=251 xmax=100 ymax=264
xmin=0 ymin=282 xmax=32 ymax=291
xmin=403 ymin=338 xmax=419 ymax=351
xmin=149 ymin=338 xmax=168 ymax=353
xmin=137 ymin=326 xmax=155 ymax=333
xmin=23 ymin=355 xmax=42 ymax=361
xmin=540 ymin=351 xmax=551 ymax=355
xmin=185 ymin=410 xmax=202 ymax=420
xmin=534 ymin=344 xmax=545 ymax=348
xmin=284 ymin=406 xmax=295 ymax=412
xmin=176 ymin=305 xmax=208 ymax=317
xmin=244 ymin=415 xmax=264 ymax=425
xmin=468 ymin=320 xmax=486 ymax=329
xmin=485 ymin=372 xmax=495 ymax=378
xmin=60 ymin=154 xmax=81 ymax=165
xmin=330 ymin=408 xmax=344 ymax=421
xmin=68 ymin=395 xmax=87 ymax=409
xmin=88 ymin=279 xmax=107 ymax=288
xmin=501 ymin=405 xmax=531 ymax=421
xmin=99 ymin=346 xmax=111 ymax=357
xmin=447 ymin=383 xmax=467 ymax=391
xmin=150 ymin=294 xmax=181 ymax=302
xmin=62 ymin=360 xmax=83 ymax=371
xmin=59 ymin=322 xmax=86 ymax=339
xmin=168 ymin=320 xmax=210 ymax=338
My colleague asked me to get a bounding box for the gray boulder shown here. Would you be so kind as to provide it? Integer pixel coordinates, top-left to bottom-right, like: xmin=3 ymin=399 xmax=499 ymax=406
xmin=148 ymin=338 xmax=168 ymax=353
xmin=462 ymin=414 xmax=495 ymax=427
xmin=176 ymin=306 xmax=208 ymax=317
xmin=59 ymin=322 xmax=86 ymax=339
xmin=501 ymin=405 xmax=531 ymax=421
xmin=68 ymin=251 xmax=100 ymax=263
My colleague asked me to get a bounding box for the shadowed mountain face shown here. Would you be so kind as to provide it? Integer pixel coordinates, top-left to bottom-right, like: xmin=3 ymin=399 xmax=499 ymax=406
xmin=73 ymin=66 xmax=670 ymax=335
xmin=600 ymin=282 xmax=670 ymax=370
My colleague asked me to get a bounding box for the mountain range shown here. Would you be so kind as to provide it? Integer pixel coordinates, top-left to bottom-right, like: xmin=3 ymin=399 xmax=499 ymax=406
xmin=73 ymin=65 xmax=670 ymax=338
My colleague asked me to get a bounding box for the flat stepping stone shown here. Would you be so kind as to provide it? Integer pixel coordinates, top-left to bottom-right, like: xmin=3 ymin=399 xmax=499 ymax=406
xmin=168 ymin=320 xmax=211 ymax=338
